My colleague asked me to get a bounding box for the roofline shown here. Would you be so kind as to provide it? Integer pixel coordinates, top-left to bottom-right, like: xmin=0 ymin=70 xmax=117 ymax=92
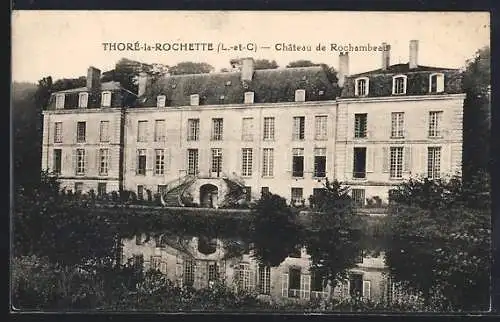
xmin=349 ymin=65 xmax=461 ymax=78
xmin=337 ymin=93 xmax=466 ymax=103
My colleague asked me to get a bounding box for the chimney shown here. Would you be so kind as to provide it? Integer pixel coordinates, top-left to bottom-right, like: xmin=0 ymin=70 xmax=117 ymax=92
xmin=86 ymin=66 xmax=101 ymax=91
xmin=137 ymin=72 xmax=150 ymax=97
xmin=381 ymin=43 xmax=391 ymax=70
xmin=409 ymin=40 xmax=419 ymax=69
xmin=337 ymin=52 xmax=349 ymax=87
xmin=240 ymin=58 xmax=254 ymax=82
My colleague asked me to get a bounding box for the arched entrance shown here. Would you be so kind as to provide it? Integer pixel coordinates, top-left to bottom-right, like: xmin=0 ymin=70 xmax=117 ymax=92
xmin=200 ymin=184 xmax=218 ymax=208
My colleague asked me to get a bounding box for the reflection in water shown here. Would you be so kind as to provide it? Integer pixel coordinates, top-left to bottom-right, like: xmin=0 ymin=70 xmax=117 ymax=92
xmin=121 ymin=232 xmax=392 ymax=302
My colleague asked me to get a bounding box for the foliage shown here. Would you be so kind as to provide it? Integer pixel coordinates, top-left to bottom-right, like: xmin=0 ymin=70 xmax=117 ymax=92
xmin=254 ymin=59 xmax=279 ymax=70
xmin=386 ymin=175 xmax=491 ymax=311
xmin=168 ymin=62 xmax=214 ymax=75
xmin=250 ymin=193 xmax=303 ymax=267
xmin=305 ymin=179 xmax=363 ymax=289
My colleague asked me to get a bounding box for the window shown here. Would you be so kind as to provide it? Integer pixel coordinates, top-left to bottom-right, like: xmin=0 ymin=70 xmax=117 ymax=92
xmin=429 ymin=73 xmax=445 ymax=93
xmin=263 ymin=117 xmax=275 ymax=140
xmin=151 ymin=256 xmax=162 ymax=272
xmin=295 ymin=89 xmax=306 ymax=102
xmin=291 ymin=187 xmax=303 ymax=204
xmin=349 ymin=273 xmax=363 ymax=297
xmin=292 ymin=148 xmax=304 ymax=177
xmin=390 ymin=147 xmax=404 ymax=179
xmin=262 ymin=148 xmax=274 ymax=177
xmin=211 ymin=118 xmax=223 ymax=141
xmin=157 ymin=95 xmax=166 ymax=108
xmin=244 ymin=186 xmax=252 ymax=201
xmin=427 ymin=147 xmax=441 ymax=179
xmin=158 ymin=185 xmax=168 ymax=195
xmin=242 ymin=148 xmax=253 ymax=177
xmin=155 ymin=149 xmax=165 ymax=175
xmin=391 ymin=112 xmax=405 ymax=138
xmin=55 ymin=94 xmax=65 ymax=109
xmin=136 ymin=149 xmax=146 ymax=175
xmin=241 ymin=117 xmax=254 ymax=141
xmin=288 ymin=267 xmax=301 ymax=298
xmin=154 ymin=120 xmax=166 ymax=142
xmin=97 ymin=183 xmax=106 ymax=196
xmin=75 ymin=148 xmax=86 ymax=175
xmin=392 ymin=75 xmax=407 ymax=95
xmin=244 ymin=91 xmax=254 ymax=104
xmin=208 ymin=262 xmax=219 ymax=285
xmin=315 ymin=116 xmax=328 ymax=140
xmin=428 ymin=111 xmax=443 ymax=137
xmin=353 ymin=147 xmax=367 ymax=179
xmin=137 ymin=120 xmax=148 ymax=142
xmin=101 ymin=91 xmax=112 ymax=107
xmin=355 ymin=77 xmax=369 ymax=96
xmin=76 ymin=122 xmax=86 ymax=143
xmin=99 ymin=148 xmax=109 ymax=176
xmin=238 ymin=263 xmax=252 ymax=291
xmin=352 ymin=188 xmax=366 ymax=207
xmin=311 ymin=271 xmax=325 ymax=293
xmin=354 ymin=114 xmax=367 ymax=138
xmin=187 ymin=149 xmax=199 ymax=175
xmin=314 ymin=148 xmax=326 ymax=178
xmin=53 ymin=149 xmax=62 ymax=174
xmin=137 ymin=185 xmax=144 ymax=200
xmin=190 ymin=94 xmax=199 ymax=106
xmin=183 ymin=258 xmax=195 ymax=287
xmin=261 ymin=187 xmax=270 ymax=196
xmin=363 ymin=280 xmax=371 ymax=300
xmin=54 ymin=122 xmax=62 ymax=143
xmin=292 ymin=116 xmax=305 ymax=141
xmin=99 ymin=121 xmax=110 ymax=142
xmin=74 ymin=182 xmax=84 ymax=193
xmin=211 ymin=148 xmax=222 ymax=176
xmin=132 ymin=254 xmax=144 ymax=271
xmin=78 ymin=92 xmax=88 ymax=108
xmin=258 ymin=265 xmax=271 ymax=295
xmin=187 ymin=119 xmax=200 ymax=141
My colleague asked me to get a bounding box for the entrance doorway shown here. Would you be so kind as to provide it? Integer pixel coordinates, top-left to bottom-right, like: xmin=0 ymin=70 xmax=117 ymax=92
xmin=200 ymin=184 xmax=218 ymax=208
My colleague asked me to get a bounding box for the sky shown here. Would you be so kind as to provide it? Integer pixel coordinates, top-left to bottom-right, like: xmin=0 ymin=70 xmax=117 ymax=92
xmin=12 ymin=11 xmax=490 ymax=83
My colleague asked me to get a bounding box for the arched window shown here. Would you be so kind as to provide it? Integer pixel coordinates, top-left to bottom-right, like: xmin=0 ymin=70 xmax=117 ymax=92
xmin=392 ymin=75 xmax=407 ymax=95
xmin=429 ymin=73 xmax=445 ymax=93
xmin=354 ymin=77 xmax=370 ymax=96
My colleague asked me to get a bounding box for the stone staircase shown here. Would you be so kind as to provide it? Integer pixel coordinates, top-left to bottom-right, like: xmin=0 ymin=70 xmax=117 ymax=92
xmin=162 ymin=176 xmax=196 ymax=207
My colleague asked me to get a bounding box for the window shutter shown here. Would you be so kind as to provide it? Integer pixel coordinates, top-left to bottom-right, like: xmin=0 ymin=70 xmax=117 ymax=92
xmin=176 ymin=255 xmax=183 ymax=287
xmin=437 ymin=74 xmax=445 ymax=93
xmin=403 ymin=145 xmax=412 ymax=173
xmin=382 ymin=147 xmax=389 ymax=173
xmin=363 ymin=280 xmax=371 ymax=300
xmin=421 ymin=146 xmax=428 ymax=178
xmin=249 ymin=264 xmax=256 ymax=290
xmin=366 ymin=147 xmax=375 ymax=173
xmin=300 ymin=274 xmax=311 ymax=300
xmin=346 ymin=147 xmax=353 ymax=178
xmin=166 ymin=149 xmax=171 ymax=172
xmin=147 ymin=149 xmax=154 ymax=171
xmin=72 ymin=149 xmax=77 ymax=176
xmin=282 ymin=273 xmax=289 ymax=297
xmin=95 ymin=149 xmax=101 ymax=175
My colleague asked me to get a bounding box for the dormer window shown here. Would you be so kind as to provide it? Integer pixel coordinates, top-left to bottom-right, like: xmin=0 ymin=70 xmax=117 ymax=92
xmin=157 ymin=95 xmax=166 ymax=108
xmin=190 ymin=94 xmax=199 ymax=106
xmin=101 ymin=91 xmax=112 ymax=107
xmin=392 ymin=75 xmax=407 ymax=95
xmin=244 ymin=91 xmax=254 ymax=104
xmin=78 ymin=92 xmax=88 ymax=108
xmin=354 ymin=77 xmax=369 ymax=96
xmin=55 ymin=94 xmax=65 ymax=109
xmin=295 ymin=89 xmax=306 ymax=102
xmin=429 ymin=73 xmax=445 ymax=93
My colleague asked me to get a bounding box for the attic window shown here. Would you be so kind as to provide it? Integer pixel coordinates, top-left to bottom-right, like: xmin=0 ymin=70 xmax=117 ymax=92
xmin=78 ymin=92 xmax=89 ymax=108
xmin=157 ymin=95 xmax=166 ymax=108
xmin=55 ymin=94 xmax=65 ymax=109
xmin=355 ymin=77 xmax=370 ymax=97
xmin=244 ymin=91 xmax=254 ymax=104
xmin=226 ymin=81 xmax=232 ymax=86
xmin=429 ymin=73 xmax=445 ymax=93
xmin=392 ymin=75 xmax=407 ymax=95
xmin=190 ymin=94 xmax=200 ymax=106
xmin=319 ymin=90 xmax=324 ymax=96
xmin=101 ymin=91 xmax=112 ymax=107
xmin=171 ymin=84 xmax=177 ymax=89
xmin=295 ymin=89 xmax=306 ymax=102
xmin=220 ymin=95 xmax=225 ymax=100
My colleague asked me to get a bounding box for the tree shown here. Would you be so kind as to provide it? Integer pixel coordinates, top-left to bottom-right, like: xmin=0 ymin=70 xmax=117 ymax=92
xmin=386 ymin=176 xmax=490 ymax=310
xmin=253 ymin=59 xmax=279 ymax=70
xmin=461 ymin=46 xmax=491 ymax=181
xmin=305 ymin=179 xmax=363 ymax=291
xmin=168 ymin=62 xmax=214 ymax=75
xmin=250 ymin=193 xmax=303 ymax=267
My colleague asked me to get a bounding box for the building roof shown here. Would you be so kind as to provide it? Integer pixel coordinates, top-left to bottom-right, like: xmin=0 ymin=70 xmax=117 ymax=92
xmin=54 ymin=81 xmax=122 ymax=93
xmin=140 ymin=66 xmax=339 ymax=107
xmin=350 ymin=63 xmax=460 ymax=77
